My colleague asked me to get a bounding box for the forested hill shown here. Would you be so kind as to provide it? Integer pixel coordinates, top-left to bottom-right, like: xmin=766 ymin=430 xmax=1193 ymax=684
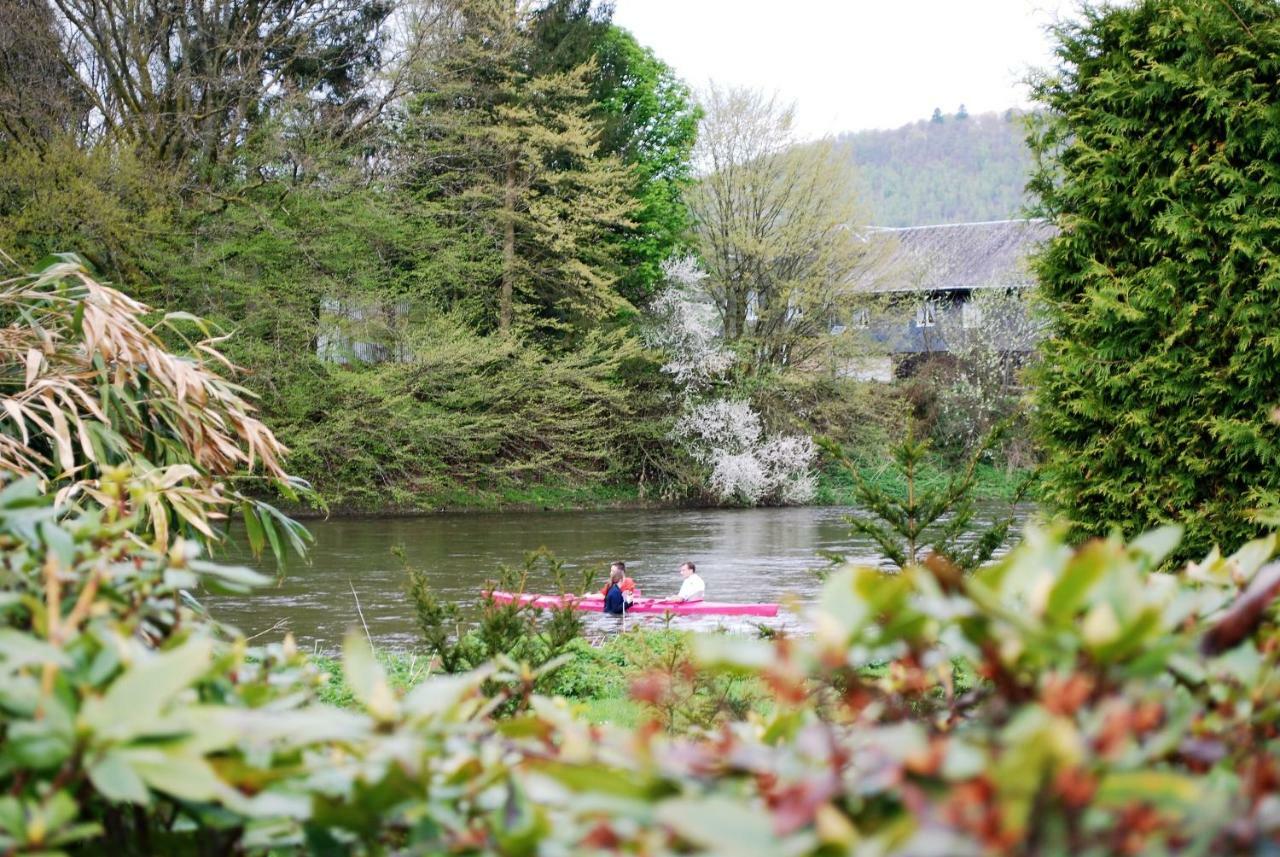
xmin=837 ymin=109 xmax=1034 ymax=226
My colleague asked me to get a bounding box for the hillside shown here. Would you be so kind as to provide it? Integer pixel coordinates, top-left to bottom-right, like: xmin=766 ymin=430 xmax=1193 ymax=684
xmin=838 ymin=109 xmax=1034 ymax=227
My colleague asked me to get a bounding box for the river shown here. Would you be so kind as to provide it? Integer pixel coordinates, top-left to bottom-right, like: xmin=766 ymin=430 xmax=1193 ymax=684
xmin=205 ymin=504 xmax=1030 ymax=649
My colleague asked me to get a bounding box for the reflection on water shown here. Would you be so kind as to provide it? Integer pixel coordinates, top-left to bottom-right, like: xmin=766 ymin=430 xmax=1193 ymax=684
xmin=205 ymin=504 xmax=1031 ymax=649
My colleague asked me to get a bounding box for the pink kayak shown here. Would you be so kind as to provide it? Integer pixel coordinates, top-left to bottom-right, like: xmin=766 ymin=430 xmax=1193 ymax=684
xmin=487 ymin=591 xmax=779 ymax=618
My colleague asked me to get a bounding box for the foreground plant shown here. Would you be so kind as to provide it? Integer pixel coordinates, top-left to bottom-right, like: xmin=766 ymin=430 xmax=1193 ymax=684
xmin=407 ymin=549 xmax=592 ymax=693
xmin=0 ymin=254 xmax=310 ymax=558
xmin=6 ymin=455 xmax=1280 ymax=854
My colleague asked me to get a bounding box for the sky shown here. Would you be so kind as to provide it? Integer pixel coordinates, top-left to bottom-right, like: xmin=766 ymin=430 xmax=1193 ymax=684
xmin=612 ymin=0 xmax=1074 ymax=138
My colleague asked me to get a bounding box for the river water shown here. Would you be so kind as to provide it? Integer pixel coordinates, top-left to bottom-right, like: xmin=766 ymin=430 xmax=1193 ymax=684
xmin=205 ymin=504 xmax=1029 ymax=649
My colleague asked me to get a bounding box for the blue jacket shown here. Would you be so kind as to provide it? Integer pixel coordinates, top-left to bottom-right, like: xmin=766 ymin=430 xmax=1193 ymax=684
xmin=603 ymin=584 xmax=625 ymax=615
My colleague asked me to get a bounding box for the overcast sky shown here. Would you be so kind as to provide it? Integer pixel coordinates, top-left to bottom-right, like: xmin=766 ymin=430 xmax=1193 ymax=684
xmin=612 ymin=0 xmax=1073 ymax=138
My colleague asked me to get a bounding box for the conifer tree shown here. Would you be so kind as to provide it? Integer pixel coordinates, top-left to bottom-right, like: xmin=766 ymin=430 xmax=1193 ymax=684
xmin=1029 ymin=0 xmax=1280 ymax=557
xmin=403 ymin=0 xmax=635 ymax=336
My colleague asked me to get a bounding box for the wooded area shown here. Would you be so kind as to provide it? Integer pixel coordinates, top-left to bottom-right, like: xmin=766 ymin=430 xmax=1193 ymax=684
xmin=0 ymin=0 xmax=932 ymax=510
xmin=837 ymin=109 xmax=1033 ymax=226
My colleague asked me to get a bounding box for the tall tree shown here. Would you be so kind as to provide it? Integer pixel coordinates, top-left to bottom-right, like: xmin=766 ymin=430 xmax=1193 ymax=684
xmin=44 ymin=0 xmax=397 ymax=171
xmin=403 ymin=0 xmax=635 ymax=336
xmin=1030 ymin=0 xmax=1280 ymax=557
xmin=687 ymin=85 xmax=866 ymax=372
xmin=529 ymin=1 xmax=699 ymax=303
xmin=0 ymin=0 xmax=87 ymax=146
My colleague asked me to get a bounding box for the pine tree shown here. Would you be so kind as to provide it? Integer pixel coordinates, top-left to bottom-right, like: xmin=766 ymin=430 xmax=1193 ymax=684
xmin=1029 ymin=0 xmax=1280 ymax=558
xmin=402 ymin=0 xmax=635 ymax=336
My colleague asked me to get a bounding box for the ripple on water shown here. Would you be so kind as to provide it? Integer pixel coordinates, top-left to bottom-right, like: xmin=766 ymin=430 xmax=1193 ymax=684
xmin=204 ymin=503 xmax=1032 ymax=650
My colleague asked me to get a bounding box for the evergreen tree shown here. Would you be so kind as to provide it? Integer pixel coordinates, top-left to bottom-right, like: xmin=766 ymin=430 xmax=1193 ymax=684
xmin=528 ymin=1 xmax=699 ymax=304
xmin=1029 ymin=0 xmax=1280 ymax=557
xmin=403 ymin=0 xmax=635 ymax=336
xmin=930 ymin=107 xmax=944 ymax=124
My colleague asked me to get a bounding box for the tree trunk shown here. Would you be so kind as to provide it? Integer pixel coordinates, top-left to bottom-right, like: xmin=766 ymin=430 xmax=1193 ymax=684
xmin=500 ymin=155 xmax=517 ymax=334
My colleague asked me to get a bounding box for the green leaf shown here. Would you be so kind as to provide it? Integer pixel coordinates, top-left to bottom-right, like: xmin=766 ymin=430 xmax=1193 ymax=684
xmin=241 ymin=502 xmax=266 ymax=557
xmin=655 ymin=795 xmax=781 ymax=857
xmin=692 ymin=634 xmax=775 ymax=672
xmin=121 ymin=747 xmax=226 ymax=803
xmin=0 ymin=630 xmax=70 ymax=670
xmin=1129 ymin=525 xmax=1184 ymax=567
xmin=1096 ymin=771 xmax=1199 ymax=807
xmin=1044 ymin=541 xmax=1111 ymax=623
xmin=81 ymin=636 xmax=213 ymax=741
xmin=341 ymin=631 xmax=396 ymax=721
xmin=186 ymin=559 xmax=269 ymax=593
xmin=87 ymin=751 xmax=150 ymax=805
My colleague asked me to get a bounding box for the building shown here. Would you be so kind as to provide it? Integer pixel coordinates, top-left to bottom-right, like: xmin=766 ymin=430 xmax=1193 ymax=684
xmin=843 ymin=218 xmax=1055 ymax=378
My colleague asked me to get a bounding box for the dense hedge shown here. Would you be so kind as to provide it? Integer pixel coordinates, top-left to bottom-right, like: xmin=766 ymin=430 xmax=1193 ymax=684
xmin=1029 ymin=0 xmax=1280 ymax=557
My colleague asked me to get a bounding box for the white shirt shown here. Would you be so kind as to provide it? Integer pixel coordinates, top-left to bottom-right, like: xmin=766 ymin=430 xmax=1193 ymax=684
xmin=677 ymin=573 xmax=705 ymax=602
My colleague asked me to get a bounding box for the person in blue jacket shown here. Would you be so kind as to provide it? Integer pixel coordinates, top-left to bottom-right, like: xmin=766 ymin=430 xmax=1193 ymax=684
xmin=603 ymin=566 xmax=626 ymax=615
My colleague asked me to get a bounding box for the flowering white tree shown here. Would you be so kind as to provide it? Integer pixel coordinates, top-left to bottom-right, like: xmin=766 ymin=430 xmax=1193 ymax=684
xmin=645 ymin=256 xmax=733 ymax=388
xmin=649 ymin=258 xmax=816 ymax=505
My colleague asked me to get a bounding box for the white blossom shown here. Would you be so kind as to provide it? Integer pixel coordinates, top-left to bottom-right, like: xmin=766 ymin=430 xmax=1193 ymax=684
xmin=674 ymin=398 xmax=816 ymax=505
xmin=646 ymin=257 xmax=733 ymax=388
xmin=651 ymin=257 xmax=817 ymax=506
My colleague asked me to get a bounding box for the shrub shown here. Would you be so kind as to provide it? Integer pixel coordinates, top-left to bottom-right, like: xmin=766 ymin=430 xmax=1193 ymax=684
xmin=0 ymin=256 xmax=309 ymax=559
xmin=8 ymin=471 xmax=1280 ymax=852
xmin=1029 ymin=0 xmax=1280 ymax=557
xmin=820 ymin=426 xmax=1029 ymax=572
xmin=407 ymin=550 xmax=593 ymax=695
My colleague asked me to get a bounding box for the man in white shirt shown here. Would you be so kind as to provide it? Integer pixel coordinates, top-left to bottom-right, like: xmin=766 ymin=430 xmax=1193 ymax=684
xmin=675 ymin=561 xmax=705 ymax=602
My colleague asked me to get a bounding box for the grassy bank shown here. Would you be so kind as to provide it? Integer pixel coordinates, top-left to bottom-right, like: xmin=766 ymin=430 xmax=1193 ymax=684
xmin=312 ymin=628 xmax=980 ymax=731
xmin=813 ymin=456 xmax=1033 ymax=506
xmin=284 ymin=481 xmax=663 ymax=518
xmin=311 ymin=629 xmax=760 ymax=728
xmin=286 ymin=458 xmax=1033 ymax=518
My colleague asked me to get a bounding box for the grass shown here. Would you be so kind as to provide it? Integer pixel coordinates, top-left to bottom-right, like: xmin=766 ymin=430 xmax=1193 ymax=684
xmin=300 ymin=481 xmax=659 ymax=516
xmin=308 ymin=629 xmax=761 ymax=727
xmin=310 ymin=649 xmax=433 ymax=707
xmin=309 ymin=630 xmax=982 ymax=735
xmin=813 ymin=456 xmax=1032 ymax=506
xmin=574 ymin=696 xmax=645 ymax=727
xmin=296 ymin=454 xmax=1032 ymax=516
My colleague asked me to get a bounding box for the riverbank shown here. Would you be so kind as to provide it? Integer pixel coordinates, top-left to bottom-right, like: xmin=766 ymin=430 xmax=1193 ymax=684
xmin=311 ymin=631 xmax=700 ymax=727
xmin=813 ymin=458 xmax=1032 ymax=506
xmin=310 ymin=628 xmax=977 ymax=730
xmin=283 ymin=458 xmax=1034 ymax=518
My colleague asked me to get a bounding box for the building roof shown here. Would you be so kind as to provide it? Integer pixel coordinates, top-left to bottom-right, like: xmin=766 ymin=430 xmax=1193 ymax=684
xmin=849 ymin=218 xmax=1056 ymax=294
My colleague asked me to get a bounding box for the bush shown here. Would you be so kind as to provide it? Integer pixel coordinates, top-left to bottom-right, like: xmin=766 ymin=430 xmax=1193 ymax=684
xmin=9 ymin=472 xmax=1280 ymax=853
xmin=1029 ymin=0 xmax=1280 ymax=558
xmin=274 ymin=319 xmax=685 ymax=510
xmin=407 ymin=549 xmax=592 ymax=694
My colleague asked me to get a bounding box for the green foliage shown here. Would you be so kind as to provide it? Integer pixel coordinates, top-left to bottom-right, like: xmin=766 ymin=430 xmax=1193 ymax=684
xmin=269 ymin=319 xmax=684 ymax=509
xmin=0 ymin=0 xmax=708 ymax=515
xmin=407 ymin=549 xmax=593 ymax=696
xmin=10 ymin=467 xmax=1280 ymax=852
xmin=838 ymin=109 xmax=1033 ymax=226
xmin=1029 ymin=0 xmax=1280 ymax=559
xmin=0 ymin=137 xmax=174 ymax=282
xmin=401 ymin=3 xmax=636 ymax=335
xmin=529 ymin=3 xmax=700 ymax=303
xmin=820 ymin=426 xmax=1029 ymax=572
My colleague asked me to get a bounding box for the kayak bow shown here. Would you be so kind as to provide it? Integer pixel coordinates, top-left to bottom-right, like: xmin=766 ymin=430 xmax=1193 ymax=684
xmin=487 ymin=591 xmax=779 ymax=618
